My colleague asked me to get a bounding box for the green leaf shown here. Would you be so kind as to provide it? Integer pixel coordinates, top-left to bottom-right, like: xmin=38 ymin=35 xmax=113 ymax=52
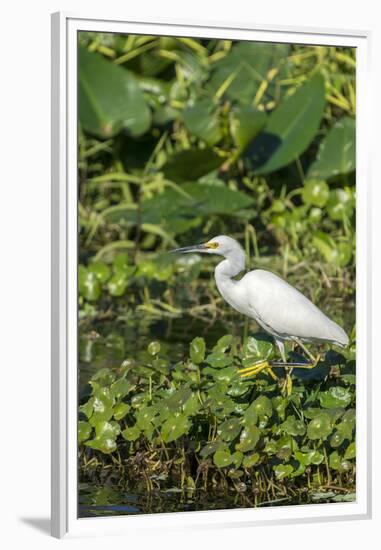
xmin=252 ymin=396 xmax=273 ymax=418
xmin=78 ymin=421 xmax=92 ymax=443
xmin=326 ymin=189 xmax=354 ymax=221
xmin=108 ymin=272 xmax=128 ymax=297
xmin=79 ymin=267 xmax=101 ymax=302
xmin=161 ymin=414 xmax=190 ymax=443
xmin=79 ymin=46 xmax=151 ymax=138
xmin=148 ymin=341 xmax=161 ymax=356
xmin=307 ymin=412 xmax=332 ymax=440
xmin=122 ymin=424 xmax=141 ymax=442
xmin=247 ymin=74 xmax=325 ymax=174
xmin=344 ymin=441 xmax=356 ymax=460
xmin=217 ymin=418 xmax=242 ymax=442
xmin=205 ymin=352 xmax=233 ymax=369
xmin=242 ymin=453 xmax=260 ymax=468
xmin=318 ymin=387 xmax=352 ymax=409
xmin=213 ymin=449 xmax=234 ymax=468
xmin=88 ymin=262 xmax=111 ymax=283
xmin=243 ymin=336 xmax=274 ymax=361
xmin=280 ymin=415 xmax=306 ymax=436
xmin=110 ymin=378 xmax=132 ymax=400
xmin=85 ymin=437 xmax=117 ymax=454
xmin=94 ymin=420 xmax=121 ymax=440
xmin=183 ymin=98 xmax=222 ymax=146
xmin=113 ymin=402 xmax=131 ymax=421
xmin=236 ymin=425 xmax=260 ymax=452
xmin=162 ymin=149 xmax=223 ymax=183
xmin=273 ymin=464 xmax=294 ymax=479
xmin=189 ymin=337 xmax=206 ymax=364
xmin=209 ymin=42 xmax=290 ymax=104
xmin=308 ymin=117 xmax=355 ymax=179
xmin=166 ymin=388 xmax=192 ymax=411
xmin=302 ymin=179 xmax=330 ymax=208
xmin=200 ymin=441 xmax=224 ymax=458
xmin=230 ymin=106 xmax=267 ymax=151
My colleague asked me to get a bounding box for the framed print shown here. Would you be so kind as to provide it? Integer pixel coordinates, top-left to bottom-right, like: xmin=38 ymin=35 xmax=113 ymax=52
xmin=51 ymin=12 xmax=372 ymax=538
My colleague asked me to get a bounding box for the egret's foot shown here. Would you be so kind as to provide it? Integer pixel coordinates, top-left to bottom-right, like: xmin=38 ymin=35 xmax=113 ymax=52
xmin=280 ymin=371 xmax=293 ymax=396
xmin=238 ymin=360 xmax=278 ymax=381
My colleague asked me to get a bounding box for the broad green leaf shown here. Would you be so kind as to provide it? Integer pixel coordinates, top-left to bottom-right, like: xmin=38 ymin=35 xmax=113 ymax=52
xmin=302 ymin=179 xmax=329 ymax=208
xmin=280 ymin=415 xmax=306 ymax=436
xmin=252 ymin=396 xmax=272 ymax=418
xmin=273 ymin=463 xmax=294 ymax=479
xmin=209 ymin=42 xmax=290 ymax=104
xmin=326 ymin=189 xmax=354 ymax=221
xmin=344 ymin=441 xmax=356 ymax=460
xmin=88 ymin=262 xmax=111 ymax=283
xmin=161 ymin=414 xmax=190 ymax=443
xmin=308 ymin=117 xmax=355 ymax=179
xmin=162 ymin=149 xmax=223 ymax=183
xmin=79 ymin=46 xmax=151 ymax=138
xmin=318 ymin=387 xmax=352 ymax=409
xmin=189 ymin=337 xmax=206 ymax=364
xmin=242 ymin=453 xmax=260 ymax=468
xmin=205 ymin=352 xmax=233 ymax=369
xmin=236 ymin=425 xmax=260 ymax=452
xmin=217 ymin=418 xmax=242 ymax=442
xmin=230 ymin=106 xmax=267 ymax=151
xmin=166 ymin=388 xmax=192 ymax=411
xmin=122 ymin=425 xmax=141 ymax=442
xmin=200 ymin=441 xmax=224 ymax=458
xmin=113 ymin=402 xmax=131 ymax=421
xmin=307 ymin=412 xmax=332 ymax=440
xmin=247 ymin=74 xmax=325 ymax=174
xmin=183 ymin=98 xmax=222 ymax=146
xmin=79 ymin=267 xmax=101 ymax=302
xmin=78 ymin=421 xmax=92 ymax=443
xmin=148 ymin=341 xmax=161 ymax=356
xmin=213 ymin=449 xmax=234 ymax=468
xmin=108 ymin=272 xmax=128 ymax=297
xmin=85 ymin=437 xmax=117 ymax=454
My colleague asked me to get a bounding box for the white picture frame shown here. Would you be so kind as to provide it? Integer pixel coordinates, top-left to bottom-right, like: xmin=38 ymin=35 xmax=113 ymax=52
xmin=51 ymin=11 xmax=372 ymax=539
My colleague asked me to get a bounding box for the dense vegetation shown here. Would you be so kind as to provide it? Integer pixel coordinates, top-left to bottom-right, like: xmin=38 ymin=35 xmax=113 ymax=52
xmin=77 ymin=32 xmax=356 ymax=514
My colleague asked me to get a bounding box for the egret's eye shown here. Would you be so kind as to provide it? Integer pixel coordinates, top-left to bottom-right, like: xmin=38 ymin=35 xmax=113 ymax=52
xmin=205 ymin=242 xmax=219 ymax=249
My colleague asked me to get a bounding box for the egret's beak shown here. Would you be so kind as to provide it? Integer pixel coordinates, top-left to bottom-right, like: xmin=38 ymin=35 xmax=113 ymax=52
xmin=170 ymin=243 xmax=208 ymax=254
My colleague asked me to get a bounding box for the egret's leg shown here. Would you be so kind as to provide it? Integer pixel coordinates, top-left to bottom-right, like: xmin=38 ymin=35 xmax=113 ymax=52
xmin=276 ymin=339 xmax=293 ymax=395
xmin=292 ymin=338 xmax=321 ymax=368
xmin=238 ymin=360 xmax=278 ymax=381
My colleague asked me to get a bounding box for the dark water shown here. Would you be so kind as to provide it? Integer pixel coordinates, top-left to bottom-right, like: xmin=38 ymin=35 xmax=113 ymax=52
xmin=79 ymin=313 xmax=235 ymax=390
xmin=78 ymin=481 xmax=355 ymax=517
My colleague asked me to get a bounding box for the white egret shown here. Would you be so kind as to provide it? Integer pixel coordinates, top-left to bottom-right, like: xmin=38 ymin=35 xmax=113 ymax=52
xmin=171 ymin=235 xmax=348 ymax=393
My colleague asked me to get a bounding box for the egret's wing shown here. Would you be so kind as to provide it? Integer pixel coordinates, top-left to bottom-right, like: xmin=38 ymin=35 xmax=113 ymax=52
xmin=241 ymin=270 xmax=347 ymax=345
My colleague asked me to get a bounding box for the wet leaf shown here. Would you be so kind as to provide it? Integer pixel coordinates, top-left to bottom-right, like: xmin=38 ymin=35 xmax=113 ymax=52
xmin=161 ymin=414 xmax=190 ymax=443
xmin=205 ymin=352 xmax=233 ymax=369
xmin=213 ymin=449 xmax=234 ymax=468
xmin=247 ymin=74 xmax=325 ymax=174
xmin=79 ymin=46 xmax=151 ymax=138
xmin=308 ymin=117 xmax=355 ymax=179
xmin=166 ymin=388 xmax=192 ymax=411
xmin=78 ymin=421 xmax=92 ymax=443
xmin=302 ymin=179 xmax=329 ymax=208
xmin=236 ymin=425 xmax=260 ymax=452
xmin=113 ymin=402 xmax=131 ymax=421
xmin=318 ymin=387 xmax=352 ymax=409
xmin=121 ymin=425 xmax=141 ymax=442
xmin=273 ymin=463 xmax=294 ymax=479
xmin=189 ymin=337 xmax=206 ymax=364
xmin=307 ymin=412 xmax=332 ymax=440
xmin=183 ymin=98 xmax=222 ymax=146
xmin=217 ymin=418 xmax=242 ymax=442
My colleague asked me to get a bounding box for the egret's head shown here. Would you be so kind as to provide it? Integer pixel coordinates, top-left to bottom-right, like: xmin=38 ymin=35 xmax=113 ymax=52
xmin=170 ymin=235 xmax=244 ymax=258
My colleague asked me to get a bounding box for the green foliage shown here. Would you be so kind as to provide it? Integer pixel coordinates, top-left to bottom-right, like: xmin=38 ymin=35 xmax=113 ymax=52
xmin=77 ymin=33 xmax=356 ymax=508
xmin=79 ymin=334 xmax=356 ymax=496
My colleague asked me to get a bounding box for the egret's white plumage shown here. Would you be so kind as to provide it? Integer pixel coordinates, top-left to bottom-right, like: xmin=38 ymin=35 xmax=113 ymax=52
xmin=172 ymin=235 xmax=348 ymax=358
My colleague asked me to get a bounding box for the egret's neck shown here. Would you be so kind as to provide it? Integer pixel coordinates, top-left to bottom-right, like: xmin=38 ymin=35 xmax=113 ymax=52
xmin=214 ymin=250 xmax=246 ymax=309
